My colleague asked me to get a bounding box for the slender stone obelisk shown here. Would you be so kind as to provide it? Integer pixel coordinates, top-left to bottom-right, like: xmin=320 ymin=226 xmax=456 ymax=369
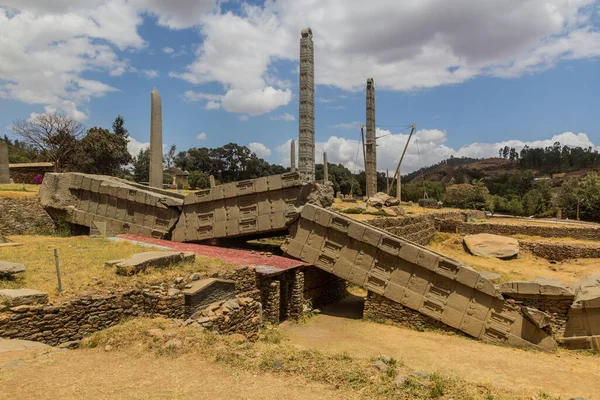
xmin=298 ymin=27 xmax=315 ymax=182
xmin=0 ymin=141 xmax=10 ymax=184
xmin=290 ymin=139 xmax=296 ymax=172
xmin=323 ymin=152 xmax=328 ymax=182
xmin=365 ymin=78 xmax=377 ymax=198
xmin=149 ymin=88 xmax=163 ymax=188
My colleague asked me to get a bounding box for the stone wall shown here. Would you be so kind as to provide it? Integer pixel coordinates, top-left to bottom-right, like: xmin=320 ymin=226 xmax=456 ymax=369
xmin=363 ymin=291 xmax=461 ymax=334
xmin=9 ymin=166 xmax=53 ymax=184
xmin=0 ymin=197 xmax=56 ymax=236
xmin=367 ymin=211 xmax=465 ymax=245
xmin=520 ymin=241 xmax=600 ymax=261
xmin=194 ymin=297 xmax=261 ymax=341
xmin=219 ymin=267 xmax=261 ymax=301
xmin=504 ymin=295 xmax=573 ymax=339
xmin=258 ymin=266 xmax=347 ymax=323
xmin=0 ymin=289 xmax=184 ymax=346
xmin=437 ymin=219 xmax=600 ymax=241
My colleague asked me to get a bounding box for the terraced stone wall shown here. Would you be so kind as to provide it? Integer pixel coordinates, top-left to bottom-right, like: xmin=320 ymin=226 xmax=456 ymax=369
xmin=0 ymin=197 xmax=56 ymax=236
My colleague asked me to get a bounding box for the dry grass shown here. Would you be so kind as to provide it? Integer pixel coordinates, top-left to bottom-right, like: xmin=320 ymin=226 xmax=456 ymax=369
xmin=427 ymin=233 xmax=600 ymax=283
xmin=0 ymin=235 xmax=239 ymax=301
xmin=0 ymin=183 xmax=39 ymax=198
xmin=79 ymin=317 xmax=546 ymax=400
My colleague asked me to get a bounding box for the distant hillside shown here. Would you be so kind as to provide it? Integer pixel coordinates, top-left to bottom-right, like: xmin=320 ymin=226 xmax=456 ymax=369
xmin=403 ymin=157 xmax=520 ymax=185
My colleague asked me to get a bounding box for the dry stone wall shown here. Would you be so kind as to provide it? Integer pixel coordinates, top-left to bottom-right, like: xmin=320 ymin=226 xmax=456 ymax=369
xmin=0 ymin=197 xmax=56 ymax=236
xmin=519 ymin=241 xmax=600 ymax=261
xmin=194 ymin=297 xmax=261 ymax=341
xmin=437 ymin=220 xmax=600 ymax=241
xmin=0 ymin=289 xmax=184 ymax=345
xmin=367 ymin=211 xmax=465 ymax=245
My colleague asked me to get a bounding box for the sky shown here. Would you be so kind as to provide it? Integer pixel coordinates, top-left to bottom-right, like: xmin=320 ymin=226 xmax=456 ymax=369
xmin=1 ymin=0 xmax=600 ymax=174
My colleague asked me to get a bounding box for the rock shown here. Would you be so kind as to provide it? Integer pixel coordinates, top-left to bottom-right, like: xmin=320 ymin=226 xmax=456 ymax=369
xmin=393 ymin=375 xmax=407 ymax=387
xmin=189 ymin=273 xmax=201 ymax=281
xmin=167 ymin=288 xmax=180 ymax=296
xmin=479 ymin=270 xmax=502 ymax=283
xmin=114 ymin=251 xmax=195 ymax=276
xmin=388 ymin=206 xmax=405 ymax=216
xmin=104 ymin=345 xmax=113 ymax=352
xmin=272 ymin=360 xmax=283 ymax=370
xmin=0 ymin=261 xmax=25 ymax=278
xmin=409 ymin=371 xmax=430 ymax=379
xmin=57 ymin=340 xmax=81 ymax=350
xmin=223 ymin=299 xmax=240 ymax=310
xmin=463 ymin=234 xmax=519 ymax=259
xmin=365 ymin=206 xmax=380 ymax=214
xmin=371 ymin=360 xmax=389 ymax=373
xmin=174 ymin=277 xmax=184 ymax=284
xmin=146 ymin=328 xmax=164 ymax=338
xmin=381 ymin=207 xmax=397 ymax=217
xmin=0 ymin=289 xmax=48 ymax=307
xmin=0 ymin=338 xmax=51 ymax=353
xmin=522 ymin=307 xmax=552 ymax=329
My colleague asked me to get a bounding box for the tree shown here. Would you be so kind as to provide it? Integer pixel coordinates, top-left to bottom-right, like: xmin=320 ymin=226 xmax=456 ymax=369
xmin=68 ymin=126 xmax=132 ymax=176
xmin=11 ymin=113 xmax=85 ymax=171
xmin=444 ymin=180 xmax=490 ymax=210
xmin=188 ymin=170 xmax=210 ymax=189
xmin=557 ymin=172 xmax=600 ymax=221
xmin=165 ymin=144 xmax=177 ymax=168
xmin=0 ymin=135 xmax=41 ymax=163
xmin=132 ymin=148 xmax=150 ymax=183
xmin=112 ymin=115 xmax=128 ymax=136
xmin=522 ymin=180 xmax=553 ymax=216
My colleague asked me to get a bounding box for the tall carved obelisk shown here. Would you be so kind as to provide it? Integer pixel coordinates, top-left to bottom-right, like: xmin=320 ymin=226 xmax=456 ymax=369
xmin=365 ymin=78 xmax=377 ymax=198
xmin=149 ymin=88 xmax=163 ymax=188
xmin=0 ymin=141 xmax=10 ymax=184
xmin=290 ymin=139 xmax=296 ymax=172
xmin=298 ymin=28 xmax=315 ymax=182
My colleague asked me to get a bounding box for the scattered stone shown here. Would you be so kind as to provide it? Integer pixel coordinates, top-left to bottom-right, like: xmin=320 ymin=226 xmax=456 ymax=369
xmin=167 ymin=288 xmax=180 ymax=296
xmin=393 ymin=375 xmax=407 ymax=387
xmin=57 ymin=340 xmax=81 ymax=350
xmin=0 ymin=288 xmax=48 ymax=307
xmin=0 ymin=338 xmax=51 ymax=353
xmin=409 ymin=371 xmax=430 ymax=379
xmin=174 ymin=277 xmax=184 ymax=284
xmin=272 ymin=360 xmax=283 ymax=370
xmin=463 ymin=233 xmax=519 ymax=259
xmin=0 ymin=261 xmax=25 ymax=279
xmin=104 ymin=345 xmax=113 ymax=352
xmin=371 ymin=360 xmax=389 ymax=373
xmin=522 ymin=307 xmax=552 ymax=329
xmin=189 ymin=273 xmax=201 ymax=281
xmin=172 ymin=319 xmax=184 ymax=328
xmin=381 ymin=207 xmax=397 ymax=217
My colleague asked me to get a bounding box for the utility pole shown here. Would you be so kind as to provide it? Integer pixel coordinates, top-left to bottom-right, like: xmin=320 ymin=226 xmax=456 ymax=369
xmin=360 ymin=123 xmax=367 ymax=173
xmin=388 ymin=124 xmax=416 ymax=200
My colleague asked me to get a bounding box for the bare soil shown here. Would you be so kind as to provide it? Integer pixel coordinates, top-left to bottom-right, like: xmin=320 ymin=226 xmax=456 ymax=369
xmin=0 ymin=346 xmax=352 ymax=400
xmin=282 ymin=295 xmax=600 ymax=399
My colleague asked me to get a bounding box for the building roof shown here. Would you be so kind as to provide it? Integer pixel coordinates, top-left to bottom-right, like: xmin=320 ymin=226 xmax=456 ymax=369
xmin=166 ymin=166 xmax=189 ymax=176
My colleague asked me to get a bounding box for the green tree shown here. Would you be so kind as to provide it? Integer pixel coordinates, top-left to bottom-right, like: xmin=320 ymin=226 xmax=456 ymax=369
xmin=557 ymin=172 xmax=600 ymax=221
xmin=188 ymin=170 xmax=210 ymax=189
xmin=444 ymin=180 xmax=490 ymax=210
xmin=132 ymin=148 xmax=150 ymax=183
xmin=522 ymin=180 xmax=554 ymax=216
xmin=68 ymin=126 xmax=132 ymax=176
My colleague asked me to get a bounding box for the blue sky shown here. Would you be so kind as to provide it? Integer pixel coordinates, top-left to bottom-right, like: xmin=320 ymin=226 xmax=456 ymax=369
xmin=1 ymin=0 xmax=600 ymax=173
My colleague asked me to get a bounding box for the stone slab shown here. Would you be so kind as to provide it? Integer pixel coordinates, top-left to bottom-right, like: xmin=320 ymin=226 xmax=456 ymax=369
xmin=0 ymin=338 xmax=51 ymax=353
xmin=114 ymin=251 xmax=195 ymax=276
xmin=500 ymin=276 xmax=575 ymax=298
xmin=0 ymin=243 xmax=24 ymax=248
xmin=282 ymin=204 xmax=556 ymax=352
xmin=0 ymin=289 xmax=48 ymax=307
xmin=463 ymin=233 xmax=519 ymax=259
xmin=0 ymin=261 xmax=25 ymax=278
xmin=522 ymin=307 xmax=552 ymax=329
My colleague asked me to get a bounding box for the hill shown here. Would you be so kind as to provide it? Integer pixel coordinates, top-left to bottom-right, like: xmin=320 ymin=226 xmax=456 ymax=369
xmin=404 ymin=157 xmax=520 ymax=185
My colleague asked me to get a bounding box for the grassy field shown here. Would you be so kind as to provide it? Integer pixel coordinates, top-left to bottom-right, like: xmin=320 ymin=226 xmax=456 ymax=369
xmin=427 ymin=233 xmax=600 ymax=283
xmin=0 ymin=236 xmax=239 ymax=301
xmin=0 ymin=183 xmax=39 ymax=198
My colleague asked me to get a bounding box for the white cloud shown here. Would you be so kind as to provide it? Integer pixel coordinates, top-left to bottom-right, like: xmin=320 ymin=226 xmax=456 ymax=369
xmin=141 ymin=69 xmax=159 ymax=79
xmin=205 ymin=101 xmax=221 ymax=110
xmin=196 ymin=132 xmax=207 ymax=141
xmin=0 ymin=0 xmax=144 ymax=118
xmin=280 ymin=129 xmax=600 ymax=175
xmin=239 ymin=115 xmax=249 ymax=121
xmin=248 ymin=142 xmax=272 ymax=158
xmin=331 ymin=122 xmax=361 ymax=130
xmin=140 ymin=0 xmax=217 ymax=29
xmin=270 ymin=112 xmax=295 ymax=121
xmin=128 ymin=136 xmax=149 ymax=156
xmin=162 ymin=46 xmax=174 ymax=54
xmin=220 ymin=87 xmax=292 ymax=116
xmin=170 ymin=0 xmax=600 ymax=102
xmin=183 ymin=90 xmax=222 ymax=102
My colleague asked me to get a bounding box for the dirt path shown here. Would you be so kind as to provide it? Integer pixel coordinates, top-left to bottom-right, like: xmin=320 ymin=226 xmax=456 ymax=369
xmin=282 ymin=297 xmax=600 ymax=399
xmin=0 ymin=346 xmax=357 ymax=400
